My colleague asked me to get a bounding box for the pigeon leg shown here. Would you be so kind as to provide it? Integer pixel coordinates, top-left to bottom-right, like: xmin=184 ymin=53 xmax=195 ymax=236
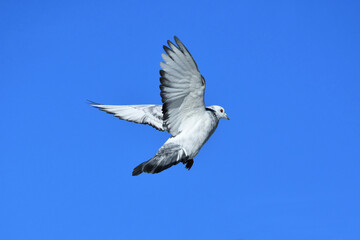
xmin=185 ymin=159 xmax=194 ymax=170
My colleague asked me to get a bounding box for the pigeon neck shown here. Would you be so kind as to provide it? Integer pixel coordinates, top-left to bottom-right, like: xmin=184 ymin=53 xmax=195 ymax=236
xmin=206 ymin=107 xmax=218 ymax=119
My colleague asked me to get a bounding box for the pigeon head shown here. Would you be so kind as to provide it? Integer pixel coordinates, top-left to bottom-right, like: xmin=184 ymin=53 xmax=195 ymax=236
xmin=207 ymin=105 xmax=230 ymax=120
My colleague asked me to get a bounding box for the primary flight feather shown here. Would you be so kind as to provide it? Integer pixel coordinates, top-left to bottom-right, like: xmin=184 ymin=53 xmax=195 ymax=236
xmin=91 ymin=36 xmax=229 ymax=176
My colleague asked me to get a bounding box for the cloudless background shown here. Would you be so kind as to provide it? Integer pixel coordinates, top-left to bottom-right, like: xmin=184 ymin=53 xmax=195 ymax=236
xmin=1 ymin=1 xmax=359 ymax=239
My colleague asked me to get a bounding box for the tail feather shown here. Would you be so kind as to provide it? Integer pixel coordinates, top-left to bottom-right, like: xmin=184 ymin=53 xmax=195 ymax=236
xmin=132 ymin=162 xmax=146 ymax=176
xmin=132 ymin=143 xmax=186 ymax=176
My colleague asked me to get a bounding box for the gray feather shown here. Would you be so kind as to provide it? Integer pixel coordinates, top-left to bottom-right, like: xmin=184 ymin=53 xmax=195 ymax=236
xmin=132 ymin=143 xmax=187 ymax=176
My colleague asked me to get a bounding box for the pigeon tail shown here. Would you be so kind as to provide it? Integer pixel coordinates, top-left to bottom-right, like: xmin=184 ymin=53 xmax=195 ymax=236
xmin=132 ymin=143 xmax=187 ymax=176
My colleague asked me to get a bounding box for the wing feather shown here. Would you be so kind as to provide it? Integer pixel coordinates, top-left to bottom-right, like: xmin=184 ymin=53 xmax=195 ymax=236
xmin=91 ymin=103 xmax=165 ymax=131
xmin=160 ymin=36 xmax=206 ymax=136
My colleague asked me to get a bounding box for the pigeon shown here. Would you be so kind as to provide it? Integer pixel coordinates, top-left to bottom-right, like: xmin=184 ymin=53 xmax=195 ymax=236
xmin=91 ymin=36 xmax=229 ymax=176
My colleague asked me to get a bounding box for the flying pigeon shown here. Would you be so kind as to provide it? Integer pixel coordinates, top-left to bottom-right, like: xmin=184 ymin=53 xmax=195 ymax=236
xmin=91 ymin=36 xmax=229 ymax=176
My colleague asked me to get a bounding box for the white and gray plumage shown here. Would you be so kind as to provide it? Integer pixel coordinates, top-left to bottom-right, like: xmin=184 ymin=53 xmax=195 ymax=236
xmin=91 ymin=36 xmax=229 ymax=176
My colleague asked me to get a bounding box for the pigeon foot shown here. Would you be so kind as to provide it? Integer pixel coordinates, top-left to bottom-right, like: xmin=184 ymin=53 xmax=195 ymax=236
xmin=184 ymin=159 xmax=194 ymax=170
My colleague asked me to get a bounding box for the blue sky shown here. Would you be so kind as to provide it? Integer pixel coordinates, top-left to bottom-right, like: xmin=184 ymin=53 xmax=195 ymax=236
xmin=1 ymin=0 xmax=359 ymax=239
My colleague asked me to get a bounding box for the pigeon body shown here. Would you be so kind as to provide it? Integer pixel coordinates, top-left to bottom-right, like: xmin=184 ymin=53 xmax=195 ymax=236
xmin=91 ymin=37 xmax=229 ymax=175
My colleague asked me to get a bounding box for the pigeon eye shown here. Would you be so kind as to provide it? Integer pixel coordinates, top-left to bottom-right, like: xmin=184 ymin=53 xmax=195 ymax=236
xmin=220 ymin=109 xmax=223 ymax=113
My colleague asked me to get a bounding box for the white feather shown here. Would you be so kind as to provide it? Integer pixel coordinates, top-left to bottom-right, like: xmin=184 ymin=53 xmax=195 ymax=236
xmin=160 ymin=37 xmax=206 ymax=137
xmin=91 ymin=104 xmax=165 ymax=131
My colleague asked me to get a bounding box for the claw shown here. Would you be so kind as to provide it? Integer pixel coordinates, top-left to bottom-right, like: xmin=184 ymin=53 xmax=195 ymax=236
xmin=185 ymin=159 xmax=194 ymax=170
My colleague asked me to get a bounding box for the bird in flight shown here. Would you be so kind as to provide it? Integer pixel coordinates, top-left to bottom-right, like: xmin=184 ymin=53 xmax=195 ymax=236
xmin=91 ymin=36 xmax=229 ymax=176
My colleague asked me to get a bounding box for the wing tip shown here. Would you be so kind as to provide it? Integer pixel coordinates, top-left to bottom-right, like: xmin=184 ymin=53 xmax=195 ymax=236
xmin=132 ymin=163 xmax=144 ymax=176
xmin=87 ymin=99 xmax=100 ymax=106
xmin=173 ymin=36 xmax=183 ymax=49
xmin=171 ymin=36 xmax=200 ymax=71
xmin=163 ymin=45 xmax=174 ymax=60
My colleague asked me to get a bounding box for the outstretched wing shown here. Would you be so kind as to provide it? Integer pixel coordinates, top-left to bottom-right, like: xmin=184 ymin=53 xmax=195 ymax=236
xmin=160 ymin=36 xmax=206 ymax=136
xmin=90 ymin=103 xmax=165 ymax=131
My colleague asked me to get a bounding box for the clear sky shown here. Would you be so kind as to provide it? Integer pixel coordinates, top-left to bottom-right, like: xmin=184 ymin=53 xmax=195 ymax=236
xmin=1 ymin=1 xmax=359 ymax=239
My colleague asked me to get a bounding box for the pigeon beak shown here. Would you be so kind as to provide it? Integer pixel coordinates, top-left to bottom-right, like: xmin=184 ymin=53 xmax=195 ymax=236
xmin=225 ymin=114 xmax=230 ymax=120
